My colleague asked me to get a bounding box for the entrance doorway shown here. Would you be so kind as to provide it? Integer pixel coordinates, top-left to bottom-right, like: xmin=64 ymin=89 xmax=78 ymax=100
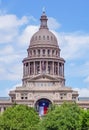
xmin=35 ymin=98 xmax=52 ymax=116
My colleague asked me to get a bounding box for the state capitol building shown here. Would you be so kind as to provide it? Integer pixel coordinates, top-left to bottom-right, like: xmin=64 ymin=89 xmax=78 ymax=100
xmin=0 ymin=11 xmax=89 ymax=116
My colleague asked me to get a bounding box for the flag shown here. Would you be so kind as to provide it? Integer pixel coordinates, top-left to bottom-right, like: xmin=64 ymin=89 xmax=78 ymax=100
xmin=39 ymin=101 xmax=48 ymax=116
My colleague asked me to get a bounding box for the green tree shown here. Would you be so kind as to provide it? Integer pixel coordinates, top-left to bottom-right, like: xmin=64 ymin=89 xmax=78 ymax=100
xmin=0 ymin=104 xmax=40 ymax=130
xmin=81 ymin=109 xmax=89 ymax=130
xmin=39 ymin=102 xmax=83 ymax=130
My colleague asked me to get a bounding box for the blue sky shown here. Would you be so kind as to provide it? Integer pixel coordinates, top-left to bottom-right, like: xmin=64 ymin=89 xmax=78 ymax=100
xmin=0 ymin=0 xmax=89 ymax=97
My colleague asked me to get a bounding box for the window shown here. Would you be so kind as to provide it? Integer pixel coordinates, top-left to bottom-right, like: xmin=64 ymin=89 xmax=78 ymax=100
xmin=60 ymin=93 xmax=67 ymax=100
xmin=56 ymin=50 xmax=58 ymax=56
xmin=39 ymin=36 xmax=41 ymax=40
xmin=43 ymin=49 xmax=45 ymax=55
xmin=34 ymin=50 xmax=36 ymax=55
xmin=48 ymin=50 xmax=50 ymax=55
xmin=38 ymin=49 xmax=40 ymax=55
xmin=47 ymin=36 xmax=49 ymax=40
xmin=30 ymin=62 xmax=34 ymax=75
xmin=30 ymin=50 xmax=32 ymax=56
xmin=43 ymin=36 xmax=45 ymax=40
xmin=26 ymin=63 xmax=28 ymax=66
xmin=52 ymin=50 xmax=54 ymax=55
xmin=51 ymin=36 xmax=53 ymax=40
xmin=72 ymin=97 xmax=76 ymax=100
xmin=21 ymin=93 xmax=28 ymax=100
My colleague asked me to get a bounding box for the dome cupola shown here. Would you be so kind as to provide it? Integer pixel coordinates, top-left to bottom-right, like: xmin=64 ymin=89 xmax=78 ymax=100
xmin=29 ymin=11 xmax=58 ymax=47
xmin=39 ymin=11 xmax=48 ymax=30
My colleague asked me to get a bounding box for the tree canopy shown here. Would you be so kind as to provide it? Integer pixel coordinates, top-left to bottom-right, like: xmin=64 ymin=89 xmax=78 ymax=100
xmin=0 ymin=102 xmax=89 ymax=130
xmin=81 ymin=109 xmax=89 ymax=130
xmin=38 ymin=102 xmax=84 ymax=130
xmin=0 ymin=104 xmax=40 ymax=130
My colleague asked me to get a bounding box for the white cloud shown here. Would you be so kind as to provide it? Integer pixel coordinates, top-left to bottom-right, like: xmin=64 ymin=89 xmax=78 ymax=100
xmin=54 ymin=32 xmax=89 ymax=60
xmin=18 ymin=25 xmax=38 ymax=46
xmin=0 ymin=15 xmax=28 ymax=29
xmin=48 ymin=17 xmax=61 ymax=30
xmin=0 ymin=13 xmax=37 ymax=81
xmin=74 ymin=87 xmax=89 ymax=97
xmin=0 ymin=14 xmax=29 ymax=44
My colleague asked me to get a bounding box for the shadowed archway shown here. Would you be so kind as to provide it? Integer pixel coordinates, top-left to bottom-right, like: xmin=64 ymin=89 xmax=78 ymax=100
xmin=35 ymin=98 xmax=52 ymax=116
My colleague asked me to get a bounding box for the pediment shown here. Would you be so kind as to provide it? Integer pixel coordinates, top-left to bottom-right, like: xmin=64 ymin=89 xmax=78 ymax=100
xmin=28 ymin=74 xmax=59 ymax=82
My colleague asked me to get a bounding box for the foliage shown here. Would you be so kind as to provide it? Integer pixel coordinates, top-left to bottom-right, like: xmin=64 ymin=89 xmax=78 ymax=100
xmin=81 ymin=109 xmax=89 ymax=130
xmin=38 ymin=102 xmax=83 ymax=130
xmin=0 ymin=104 xmax=40 ymax=130
xmin=1 ymin=102 xmax=89 ymax=130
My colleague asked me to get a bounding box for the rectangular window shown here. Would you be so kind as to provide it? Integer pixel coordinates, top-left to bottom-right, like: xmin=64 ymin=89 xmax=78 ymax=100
xmin=21 ymin=93 xmax=28 ymax=100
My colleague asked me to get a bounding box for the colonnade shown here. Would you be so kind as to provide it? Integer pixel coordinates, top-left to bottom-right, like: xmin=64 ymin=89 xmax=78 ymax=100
xmin=23 ymin=61 xmax=64 ymax=77
xmin=28 ymin=48 xmax=60 ymax=58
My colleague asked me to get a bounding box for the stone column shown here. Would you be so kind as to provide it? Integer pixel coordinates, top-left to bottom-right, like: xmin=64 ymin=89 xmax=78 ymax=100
xmin=40 ymin=49 xmax=42 ymax=56
xmin=46 ymin=61 xmax=48 ymax=74
xmin=63 ymin=64 xmax=64 ymax=77
xmin=26 ymin=63 xmax=29 ymax=76
xmin=24 ymin=64 xmax=26 ymax=76
xmin=27 ymin=63 xmax=29 ymax=75
xmin=52 ymin=61 xmax=54 ymax=75
xmin=62 ymin=64 xmax=64 ymax=76
xmin=29 ymin=62 xmax=30 ymax=75
xmin=58 ymin=62 xmax=59 ymax=76
xmin=61 ymin=63 xmax=63 ymax=76
xmin=23 ymin=63 xmax=25 ymax=76
xmin=46 ymin=49 xmax=47 ymax=56
xmin=40 ymin=61 xmax=41 ymax=74
xmin=59 ymin=63 xmax=62 ymax=76
xmin=50 ymin=61 xmax=52 ymax=74
xmin=34 ymin=61 xmax=35 ymax=75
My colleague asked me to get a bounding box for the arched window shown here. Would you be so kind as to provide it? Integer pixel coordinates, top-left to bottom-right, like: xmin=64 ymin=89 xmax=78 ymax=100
xmin=43 ymin=35 xmax=45 ymax=40
xmin=51 ymin=36 xmax=53 ymax=40
xmin=47 ymin=36 xmax=49 ymax=40
xmin=56 ymin=50 xmax=58 ymax=56
xmin=52 ymin=50 xmax=54 ymax=55
xmin=43 ymin=49 xmax=45 ymax=55
xmin=39 ymin=36 xmax=41 ymax=40
xmin=26 ymin=63 xmax=28 ymax=66
xmin=38 ymin=49 xmax=40 ymax=55
xmin=34 ymin=50 xmax=36 ymax=55
xmin=30 ymin=50 xmax=32 ymax=56
xmin=48 ymin=49 xmax=50 ymax=55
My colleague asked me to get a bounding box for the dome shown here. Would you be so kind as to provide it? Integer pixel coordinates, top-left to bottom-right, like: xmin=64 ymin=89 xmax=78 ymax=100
xmin=30 ymin=11 xmax=58 ymax=47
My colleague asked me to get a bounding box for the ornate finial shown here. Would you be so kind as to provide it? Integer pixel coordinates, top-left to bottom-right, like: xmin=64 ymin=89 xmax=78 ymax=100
xmin=40 ymin=7 xmax=48 ymax=30
xmin=42 ymin=7 xmax=46 ymax=14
